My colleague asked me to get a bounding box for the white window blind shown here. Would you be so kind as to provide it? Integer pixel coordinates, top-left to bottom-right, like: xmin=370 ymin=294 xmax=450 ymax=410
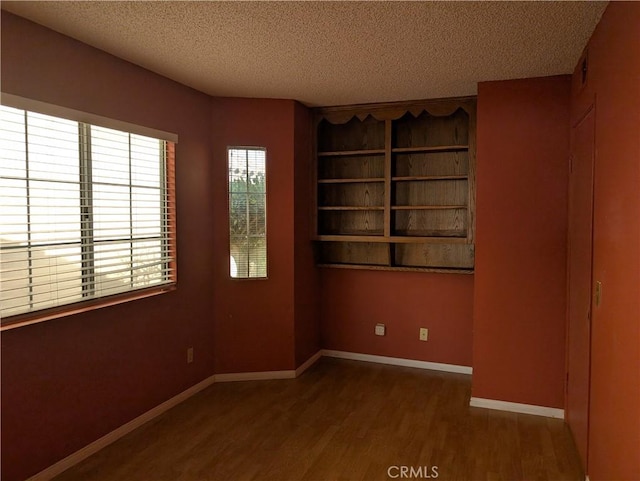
xmin=0 ymin=105 xmax=176 ymax=319
xmin=228 ymin=147 xmax=267 ymax=278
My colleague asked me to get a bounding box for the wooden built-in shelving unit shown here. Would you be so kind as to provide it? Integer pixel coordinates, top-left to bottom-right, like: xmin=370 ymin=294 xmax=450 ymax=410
xmin=313 ymin=97 xmax=476 ymax=272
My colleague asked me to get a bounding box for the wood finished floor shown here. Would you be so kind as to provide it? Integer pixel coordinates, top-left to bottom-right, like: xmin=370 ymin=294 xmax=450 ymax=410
xmin=54 ymin=358 xmax=584 ymax=481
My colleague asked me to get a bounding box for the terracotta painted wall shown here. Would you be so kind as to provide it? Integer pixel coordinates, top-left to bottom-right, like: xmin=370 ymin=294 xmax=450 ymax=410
xmin=293 ymin=103 xmax=321 ymax=366
xmin=1 ymin=13 xmax=216 ymax=481
xmin=210 ymin=97 xmax=298 ymax=373
xmin=569 ymin=3 xmax=640 ymax=479
xmin=472 ymin=76 xmax=571 ymax=409
xmin=321 ymin=269 xmax=474 ymax=367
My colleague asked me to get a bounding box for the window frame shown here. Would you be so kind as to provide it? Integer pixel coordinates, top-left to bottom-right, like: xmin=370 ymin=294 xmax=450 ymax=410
xmin=0 ymin=94 xmax=178 ymax=331
xmin=227 ymin=146 xmax=268 ymax=280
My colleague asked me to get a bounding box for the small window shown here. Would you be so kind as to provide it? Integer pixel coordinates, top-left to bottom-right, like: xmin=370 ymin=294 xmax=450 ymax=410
xmin=0 ymin=105 xmax=177 ymax=321
xmin=228 ymin=147 xmax=267 ymax=278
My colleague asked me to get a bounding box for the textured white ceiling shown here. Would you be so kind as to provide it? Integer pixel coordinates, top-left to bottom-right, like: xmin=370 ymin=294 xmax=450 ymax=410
xmin=2 ymin=1 xmax=607 ymax=107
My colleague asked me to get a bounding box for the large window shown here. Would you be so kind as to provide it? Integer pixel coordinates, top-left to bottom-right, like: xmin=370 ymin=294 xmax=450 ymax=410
xmin=228 ymin=147 xmax=267 ymax=278
xmin=0 ymin=105 xmax=176 ymax=321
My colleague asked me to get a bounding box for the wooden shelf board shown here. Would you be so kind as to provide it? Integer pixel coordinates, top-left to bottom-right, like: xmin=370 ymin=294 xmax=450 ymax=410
xmin=392 ymin=145 xmax=469 ymax=154
xmin=317 ymin=149 xmax=385 ymax=157
xmin=318 ymin=177 xmax=385 ymax=184
xmin=315 ymin=235 xmax=469 ymax=244
xmin=391 ymin=205 xmax=467 ymax=211
xmin=316 ymin=234 xmax=385 ymax=242
xmin=314 ymin=98 xmax=476 ymax=272
xmin=318 ymin=263 xmax=474 ymax=275
xmin=318 ymin=206 xmax=384 ymax=211
xmin=392 ymin=175 xmax=468 ymax=182
xmin=390 ymin=234 xmax=467 ymax=242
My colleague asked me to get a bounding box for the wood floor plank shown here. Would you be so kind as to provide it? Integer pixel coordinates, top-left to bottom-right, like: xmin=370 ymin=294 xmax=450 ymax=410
xmin=53 ymin=358 xmax=584 ymax=481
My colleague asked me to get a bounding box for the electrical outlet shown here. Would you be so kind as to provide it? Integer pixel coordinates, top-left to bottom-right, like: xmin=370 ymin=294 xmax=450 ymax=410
xmin=419 ymin=328 xmax=429 ymax=341
xmin=375 ymin=323 xmax=386 ymax=336
xmin=187 ymin=347 xmax=194 ymax=364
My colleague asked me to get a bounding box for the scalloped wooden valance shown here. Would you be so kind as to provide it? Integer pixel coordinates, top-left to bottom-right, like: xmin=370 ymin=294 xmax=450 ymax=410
xmin=314 ymin=96 xmax=476 ymax=125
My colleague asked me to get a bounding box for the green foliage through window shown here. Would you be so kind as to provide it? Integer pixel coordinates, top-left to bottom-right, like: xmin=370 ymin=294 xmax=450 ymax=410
xmin=228 ymin=148 xmax=267 ymax=278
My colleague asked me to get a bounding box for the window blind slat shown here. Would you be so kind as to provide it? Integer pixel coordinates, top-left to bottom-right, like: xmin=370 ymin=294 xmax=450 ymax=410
xmin=0 ymin=104 xmax=176 ymax=319
xmin=227 ymin=147 xmax=267 ymax=279
xmin=0 ymin=266 xmax=175 ymax=290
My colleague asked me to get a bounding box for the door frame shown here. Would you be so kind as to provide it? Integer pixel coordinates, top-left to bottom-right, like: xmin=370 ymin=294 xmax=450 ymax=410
xmin=565 ymin=102 xmax=596 ymax=473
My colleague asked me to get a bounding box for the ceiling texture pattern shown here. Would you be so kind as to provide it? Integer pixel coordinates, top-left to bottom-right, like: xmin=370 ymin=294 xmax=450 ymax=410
xmin=2 ymin=1 xmax=607 ymax=106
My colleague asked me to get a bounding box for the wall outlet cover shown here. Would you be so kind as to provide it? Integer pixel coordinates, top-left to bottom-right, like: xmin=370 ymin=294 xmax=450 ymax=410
xmin=419 ymin=328 xmax=429 ymax=341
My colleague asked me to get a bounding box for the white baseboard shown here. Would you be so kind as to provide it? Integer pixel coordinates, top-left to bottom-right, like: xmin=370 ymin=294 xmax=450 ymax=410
xmin=295 ymin=350 xmax=322 ymax=377
xmin=469 ymin=396 xmax=564 ymax=419
xmin=33 ymin=350 xmax=571 ymax=480
xmin=27 ymin=351 xmax=324 ymax=480
xmin=216 ymin=350 xmax=323 ymax=382
xmin=321 ymin=349 xmax=473 ymax=375
xmin=24 ymin=349 xmax=477 ymax=480
xmin=27 ymin=374 xmax=216 ymax=481
xmin=214 ymin=370 xmax=296 ymax=382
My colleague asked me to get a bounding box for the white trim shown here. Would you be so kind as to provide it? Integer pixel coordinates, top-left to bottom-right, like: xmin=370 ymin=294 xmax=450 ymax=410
xmin=321 ymin=349 xmax=473 ymax=375
xmin=1 ymin=93 xmax=179 ymax=143
xmin=26 ymin=352 xmax=322 ymax=479
xmin=26 ymin=350 xmax=473 ymax=480
xmin=469 ymin=397 xmax=565 ymax=419
xmin=214 ymin=370 xmax=296 ymax=382
xmin=212 ymin=350 xmax=323 ymax=382
xmin=26 ymin=374 xmax=216 ymax=481
xmin=295 ymin=350 xmax=322 ymax=377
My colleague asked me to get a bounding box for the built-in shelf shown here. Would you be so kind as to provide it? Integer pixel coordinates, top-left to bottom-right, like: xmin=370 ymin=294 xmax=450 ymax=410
xmin=392 ymin=230 xmax=467 ymax=238
xmin=315 ymin=235 xmax=468 ymax=244
xmin=392 ymin=175 xmax=468 ymax=182
xmin=316 ymin=234 xmax=386 ymax=242
xmin=318 ymin=263 xmax=474 ymax=274
xmin=314 ymin=97 xmax=476 ymax=272
xmin=318 ymin=206 xmax=384 ymax=211
xmin=318 ymin=177 xmax=385 ymax=184
xmin=391 ymin=145 xmax=469 ymax=154
xmin=391 ymin=205 xmax=467 ymax=210
xmin=317 ymin=149 xmax=386 ymax=157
